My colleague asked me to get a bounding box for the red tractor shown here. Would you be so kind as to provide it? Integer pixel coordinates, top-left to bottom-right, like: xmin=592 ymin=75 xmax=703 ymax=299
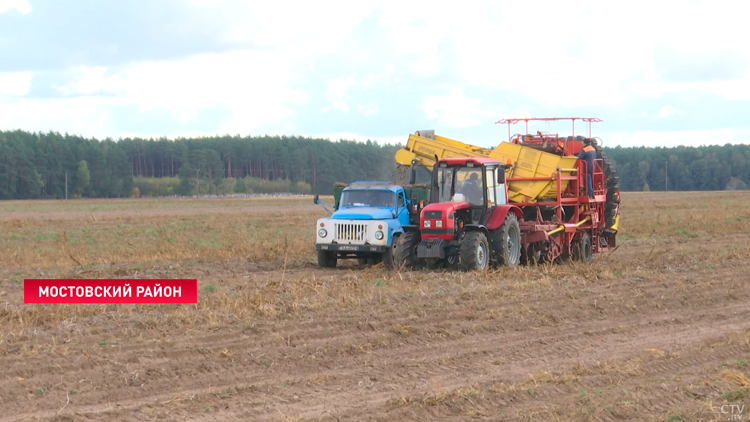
xmin=395 ymin=152 xmax=616 ymax=270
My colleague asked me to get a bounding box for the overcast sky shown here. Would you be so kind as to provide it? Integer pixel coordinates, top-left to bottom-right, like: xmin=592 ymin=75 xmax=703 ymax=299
xmin=1 ymin=0 xmax=748 ymax=148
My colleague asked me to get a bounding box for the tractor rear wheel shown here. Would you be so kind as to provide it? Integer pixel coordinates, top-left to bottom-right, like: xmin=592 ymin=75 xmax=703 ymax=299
xmin=317 ymin=250 xmax=337 ymax=268
xmin=572 ymin=232 xmax=593 ymax=263
xmin=489 ymin=213 xmax=521 ymax=267
xmin=459 ymin=231 xmax=490 ymax=271
xmin=395 ymin=231 xmax=420 ymax=269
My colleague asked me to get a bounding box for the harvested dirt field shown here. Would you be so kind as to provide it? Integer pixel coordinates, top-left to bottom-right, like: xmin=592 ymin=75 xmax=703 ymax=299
xmin=2 ymin=192 xmax=750 ymax=421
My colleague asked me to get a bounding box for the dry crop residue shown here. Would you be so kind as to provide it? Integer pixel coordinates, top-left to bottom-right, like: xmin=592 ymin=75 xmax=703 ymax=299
xmin=1 ymin=192 xmax=749 ymax=421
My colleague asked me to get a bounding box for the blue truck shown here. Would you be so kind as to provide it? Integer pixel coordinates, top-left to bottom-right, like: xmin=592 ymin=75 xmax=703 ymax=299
xmin=314 ymin=181 xmax=427 ymax=269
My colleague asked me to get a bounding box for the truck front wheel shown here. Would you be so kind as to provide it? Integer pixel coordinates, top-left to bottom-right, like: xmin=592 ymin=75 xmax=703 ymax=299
xmin=317 ymin=250 xmax=337 ymax=268
xmin=382 ymin=234 xmax=397 ymax=270
xmin=459 ymin=231 xmax=490 ymax=271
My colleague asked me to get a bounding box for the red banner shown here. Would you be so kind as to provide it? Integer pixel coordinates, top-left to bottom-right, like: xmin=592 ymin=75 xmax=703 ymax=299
xmin=24 ymin=279 xmax=198 ymax=304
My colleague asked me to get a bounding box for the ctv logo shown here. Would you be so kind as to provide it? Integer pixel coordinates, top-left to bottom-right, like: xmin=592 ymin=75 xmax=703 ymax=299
xmin=722 ymin=404 xmax=745 ymax=421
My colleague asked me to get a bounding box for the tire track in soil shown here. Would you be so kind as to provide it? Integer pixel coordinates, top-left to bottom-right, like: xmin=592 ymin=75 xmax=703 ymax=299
xmin=5 ymin=298 xmax=748 ymax=421
xmin=2 ymin=252 xmax=749 ymax=421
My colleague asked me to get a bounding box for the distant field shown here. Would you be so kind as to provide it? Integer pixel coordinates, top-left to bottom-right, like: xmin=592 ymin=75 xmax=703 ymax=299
xmin=0 ymin=196 xmax=321 ymax=270
xmin=1 ymin=192 xmax=750 ymax=421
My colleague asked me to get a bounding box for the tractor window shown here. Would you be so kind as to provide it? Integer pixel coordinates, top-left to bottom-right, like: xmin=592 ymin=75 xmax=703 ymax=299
xmin=496 ymin=172 xmax=508 ymax=205
xmin=340 ymin=190 xmax=394 ymax=208
xmin=456 ymin=168 xmax=484 ymax=206
xmin=437 ymin=166 xmax=484 ymax=206
xmin=486 ymin=168 xmax=496 ymax=206
xmin=397 ymin=192 xmax=405 ymax=208
xmin=437 ymin=167 xmax=456 ymax=203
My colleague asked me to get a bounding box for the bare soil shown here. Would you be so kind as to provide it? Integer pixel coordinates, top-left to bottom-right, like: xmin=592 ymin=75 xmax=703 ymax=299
xmin=1 ymin=193 xmax=749 ymax=421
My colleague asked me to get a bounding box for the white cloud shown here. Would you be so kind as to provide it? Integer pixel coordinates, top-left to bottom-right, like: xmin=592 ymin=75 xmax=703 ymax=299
xmin=634 ymin=78 xmax=750 ymax=101
xmin=325 ymin=76 xmax=356 ymax=113
xmin=55 ymin=50 xmax=307 ymax=135
xmin=371 ymin=0 xmax=749 ymax=107
xmin=0 ymin=0 xmax=31 ymax=14
xmin=358 ymin=104 xmax=377 ymax=116
xmin=218 ymin=2 xmax=378 ymax=56
xmin=3 ymin=0 xmax=750 ymax=144
xmin=420 ymin=88 xmax=489 ymax=128
xmin=0 ymin=96 xmax=113 ymax=138
xmin=0 ymin=71 xmax=32 ymax=96
xmin=374 ymin=5 xmax=453 ymax=75
xmin=57 ymin=66 xmax=123 ymax=96
xmin=651 ymin=105 xmax=682 ymax=119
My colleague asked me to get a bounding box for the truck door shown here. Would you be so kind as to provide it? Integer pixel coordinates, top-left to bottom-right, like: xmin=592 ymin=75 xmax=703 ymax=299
xmin=397 ymin=191 xmax=410 ymax=226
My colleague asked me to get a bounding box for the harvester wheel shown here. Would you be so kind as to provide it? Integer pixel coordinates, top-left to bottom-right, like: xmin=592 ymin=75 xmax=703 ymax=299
xmin=358 ymin=258 xmax=368 ymax=265
xmin=489 ymin=214 xmax=521 ymax=267
xmin=572 ymin=233 xmax=593 ymax=263
xmin=395 ymin=231 xmax=420 ymax=269
xmin=382 ymin=234 xmax=398 ymax=270
xmin=459 ymin=231 xmax=490 ymax=271
xmin=521 ymin=243 xmax=542 ymax=265
xmin=317 ymin=250 xmax=337 ymax=268
xmin=594 ymin=144 xmax=621 ymax=232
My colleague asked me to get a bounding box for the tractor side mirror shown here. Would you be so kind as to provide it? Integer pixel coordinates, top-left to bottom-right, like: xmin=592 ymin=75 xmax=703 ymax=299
xmin=498 ymin=164 xmax=513 ymax=184
xmin=313 ymin=194 xmax=319 ymax=204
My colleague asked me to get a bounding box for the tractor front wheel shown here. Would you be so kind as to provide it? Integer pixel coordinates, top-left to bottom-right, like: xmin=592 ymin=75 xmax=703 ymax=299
xmin=317 ymin=250 xmax=337 ymax=268
xmin=459 ymin=231 xmax=490 ymax=271
xmin=395 ymin=231 xmax=420 ymax=269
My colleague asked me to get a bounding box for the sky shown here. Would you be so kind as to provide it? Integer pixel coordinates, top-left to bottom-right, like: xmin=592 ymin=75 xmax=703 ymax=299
xmin=0 ymin=0 xmax=749 ymax=149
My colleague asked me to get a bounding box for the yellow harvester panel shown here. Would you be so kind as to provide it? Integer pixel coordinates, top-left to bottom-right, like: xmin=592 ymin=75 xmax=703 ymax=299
xmin=395 ymin=133 xmax=580 ymax=204
xmin=395 ymin=133 xmax=492 ymax=168
xmin=489 ymin=142 xmax=579 ymax=203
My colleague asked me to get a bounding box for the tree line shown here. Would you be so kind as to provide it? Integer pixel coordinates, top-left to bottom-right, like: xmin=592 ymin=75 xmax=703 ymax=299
xmin=1 ymin=129 xmax=749 ymax=199
xmin=605 ymin=144 xmax=750 ymax=191
xmin=0 ymin=130 xmax=400 ymax=199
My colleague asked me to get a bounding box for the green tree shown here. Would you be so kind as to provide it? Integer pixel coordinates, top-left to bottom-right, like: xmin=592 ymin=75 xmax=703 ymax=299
xmin=75 ymin=160 xmax=91 ymax=196
xmin=234 ymin=177 xmax=248 ymax=193
xmin=176 ymin=162 xmax=197 ymax=196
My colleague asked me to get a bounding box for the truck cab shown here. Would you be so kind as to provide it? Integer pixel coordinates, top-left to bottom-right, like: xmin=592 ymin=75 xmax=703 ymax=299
xmin=315 ymin=182 xmax=411 ymax=268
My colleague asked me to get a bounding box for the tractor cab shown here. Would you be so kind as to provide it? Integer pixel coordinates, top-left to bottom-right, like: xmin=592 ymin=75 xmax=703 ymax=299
xmin=429 ymin=158 xmax=509 ymax=228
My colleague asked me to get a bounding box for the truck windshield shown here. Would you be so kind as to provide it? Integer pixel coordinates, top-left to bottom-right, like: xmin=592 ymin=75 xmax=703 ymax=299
xmin=340 ymin=190 xmax=394 ymax=208
xmin=437 ymin=166 xmax=484 ymax=206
